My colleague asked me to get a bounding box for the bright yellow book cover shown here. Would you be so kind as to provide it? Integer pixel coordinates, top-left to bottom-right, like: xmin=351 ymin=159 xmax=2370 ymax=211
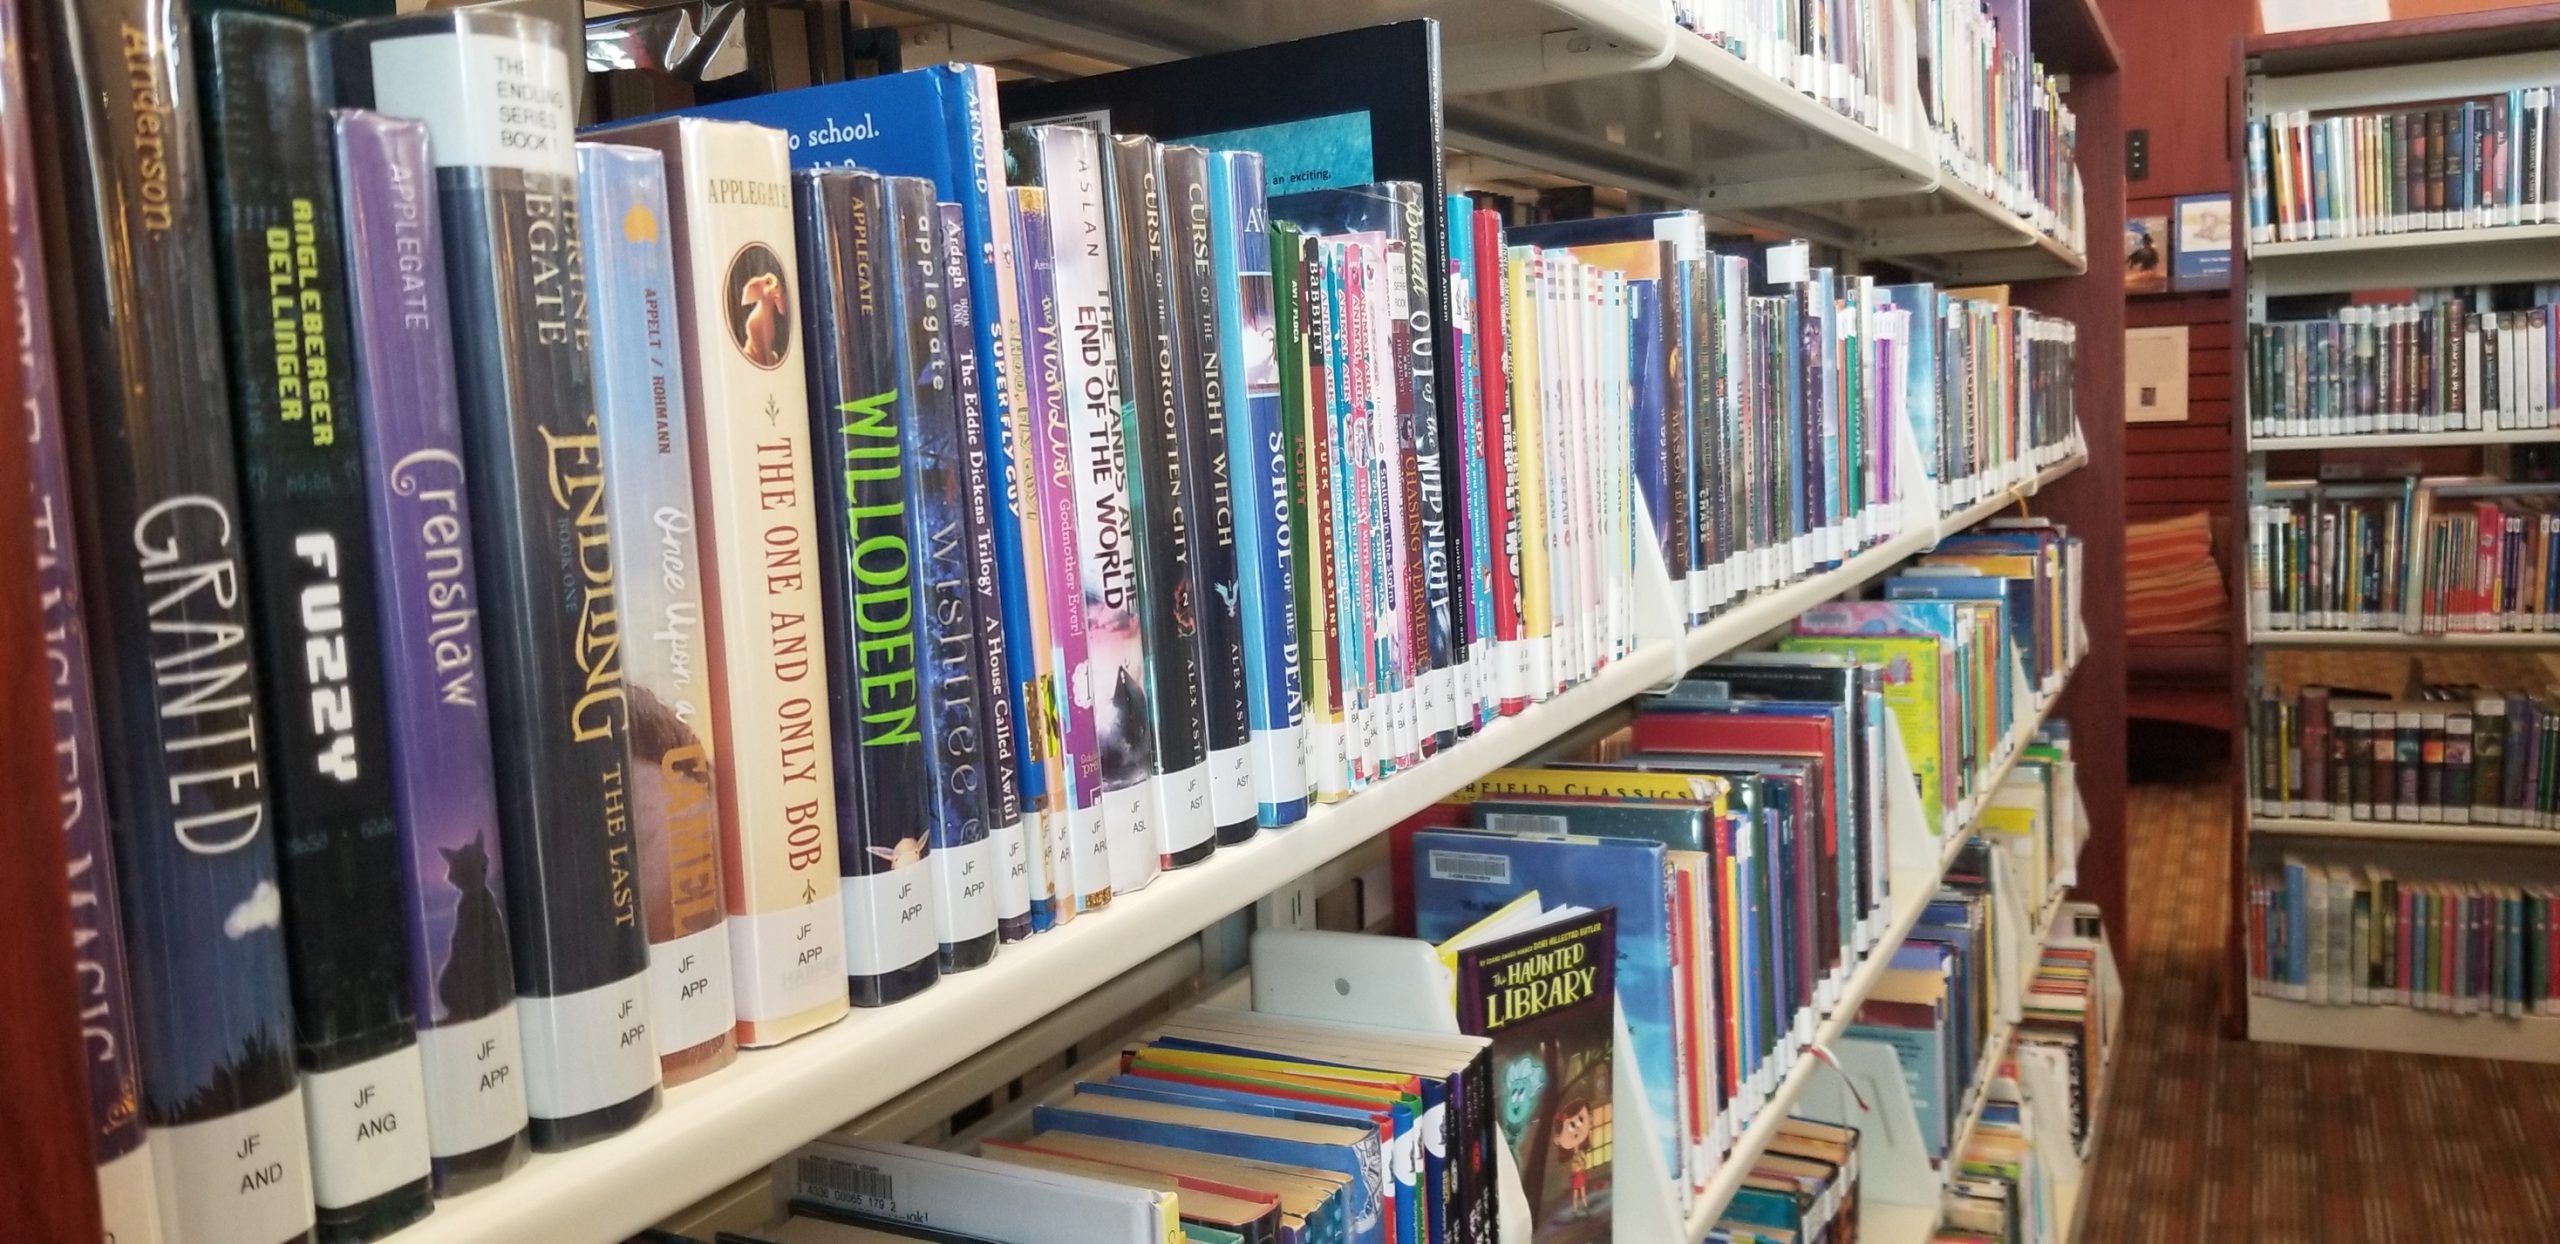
xmin=1458 ymin=766 xmax=1731 ymax=805
xmin=1506 ymin=247 xmax=1553 ymax=677
xmin=1780 ymin=634 xmax=1951 ymax=821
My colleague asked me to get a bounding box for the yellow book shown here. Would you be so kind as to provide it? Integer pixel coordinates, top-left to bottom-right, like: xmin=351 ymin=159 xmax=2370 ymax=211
xmin=1458 ymin=766 xmax=1729 ymax=804
xmin=1781 ymin=634 xmax=1951 ymax=820
xmin=1507 ymin=246 xmax=1553 ymax=690
xmin=1430 ymin=890 xmax=1547 ymax=985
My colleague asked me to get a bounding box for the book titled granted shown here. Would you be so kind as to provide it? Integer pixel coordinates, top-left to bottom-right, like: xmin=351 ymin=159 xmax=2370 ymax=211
xmin=581 ymin=115 xmax=850 ymax=1043
xmin=575 ymin=140 xmax=739 ymax=1081
xmin=793 ymin=167 xmax=941 ymax=1007
xmin=6 ymin=0 xmax=165 ymax=1229
xmin=334 ymin=6 xmax=660 ymax=1148
xmin=337 ymin=109 xmax=532 ymax=1194
xmin=27 ymin=0 xmax=317 ymax=1234
xmin=1455 ymin=908 xmax=1617 ymax=1244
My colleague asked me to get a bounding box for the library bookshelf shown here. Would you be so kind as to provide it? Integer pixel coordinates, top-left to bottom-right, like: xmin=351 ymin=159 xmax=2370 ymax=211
xmin=2228 ymin=3 xmax=2560 ymax=1059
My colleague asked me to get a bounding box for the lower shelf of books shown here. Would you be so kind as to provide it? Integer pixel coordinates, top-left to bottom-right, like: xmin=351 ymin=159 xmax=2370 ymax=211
xmin=2247 ymin=996 xmax=2560 ymax=1063
xmin=2250 ymin=628 xmax=2560 ymax=648
xmin=2247 ymin=426 xmax=2560 ymax=452
xmin=2249 ymin=815 xmax=2560 ymax=846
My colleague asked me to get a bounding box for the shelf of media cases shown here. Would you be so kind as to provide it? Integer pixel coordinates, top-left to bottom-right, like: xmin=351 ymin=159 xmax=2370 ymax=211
xmin=2247 ymin=995 xmax=2560 ymax=1064
xmin=2247 ymin=426 xmax=2560 ymax=451
xmin=2248 ymin=628 xmax=2560 ymax=648
xmin=386 ymin=453 xmax=2087 ymax=1244
xmin=2247 ymin=222 xmax=2560 ymax=296
xmin=2248 ymin=815 xmax=2560 ymax=846
xmin=1681 ymin=664 xmax=2081 ymax=1243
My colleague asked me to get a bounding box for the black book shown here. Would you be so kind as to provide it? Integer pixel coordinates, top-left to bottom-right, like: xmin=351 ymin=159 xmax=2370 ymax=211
xmin=794 ymin=167 xmax=940 ymax=1007
xmin=333 ymin=7 xmax=661 ymax=1149
xmin=1388 ymin=181 xmax=1455 ymax=755
xmin=1160 ymin=143 xmax=1258 ymax=846
xmin=20 ymin=0 xmax=315 ymax=1234
xmin=1104 ymin=132 xmax=1217 ymax=869
xmin=195 ymin=11 xmax=431 ymax=1236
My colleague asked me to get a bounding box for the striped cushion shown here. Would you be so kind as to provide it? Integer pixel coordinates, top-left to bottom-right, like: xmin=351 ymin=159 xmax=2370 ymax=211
xmin=2127 ymin=559 xmax=2229 ymax=636
xmin=2125 ymin=511 xmax=2214 ymax=580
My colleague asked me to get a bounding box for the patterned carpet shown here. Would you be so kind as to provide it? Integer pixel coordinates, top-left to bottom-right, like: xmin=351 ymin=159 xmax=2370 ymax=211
xmin=2079 ymin=718 xmax=2560 ymax=1244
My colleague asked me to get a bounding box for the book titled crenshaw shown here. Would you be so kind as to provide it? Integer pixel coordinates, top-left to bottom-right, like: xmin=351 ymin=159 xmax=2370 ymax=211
xmin=332 ymin=6 xmax=661 ymax=1150
xmin=196 ymin=12 xmax=435 ymax=1236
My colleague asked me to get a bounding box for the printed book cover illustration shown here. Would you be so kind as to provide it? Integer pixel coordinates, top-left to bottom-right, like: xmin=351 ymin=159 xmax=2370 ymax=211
xmin=1455 ymin=908 xmax=1617 ymax=1244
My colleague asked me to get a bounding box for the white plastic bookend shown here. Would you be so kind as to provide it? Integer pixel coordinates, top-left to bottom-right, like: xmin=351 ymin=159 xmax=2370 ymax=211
xmin=1877 ymin=709 xmax=1942 ymax=868
xmin=1988 ymin=851 xmax=2031 ymax=1027
xmin=1609 ymin=1006 xmax=1688 ymax=1243
xmin=1628 ymin=490 xmax=1690 ymax=693
xmin=1798 ymin=1036 xmax=1938 ymax=1210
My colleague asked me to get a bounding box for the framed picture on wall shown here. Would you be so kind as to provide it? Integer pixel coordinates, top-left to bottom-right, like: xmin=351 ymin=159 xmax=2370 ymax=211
xmin=2171 ymin=195 xmax=2233 ymax=292
xmin=2126 ymin=213 xmax=2169 ymax=295
xmin=2126 ymin=325 xmax=2190 ymax=423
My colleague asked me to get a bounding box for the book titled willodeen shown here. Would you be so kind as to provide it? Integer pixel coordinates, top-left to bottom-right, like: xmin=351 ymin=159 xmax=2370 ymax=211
xmin=794 ymin=166 xmax=942 ymax=1007
xmin=1454 ymin=907 xmax=1617 ymax=1244
xmin=197 ymin=17 xmax=438 ymax=1234
xmin=333 ymin=6 xmax=661 ymax=1149
xmin=580 ymin=115 xmax=851 ymax=1044
xmin=576 ymin=140 xmax=740 ymax=1082
xmin=26 ymin=0 xmax=316 ymax=1232
xmin=336 ymin=108 xmax=533 ymax=1195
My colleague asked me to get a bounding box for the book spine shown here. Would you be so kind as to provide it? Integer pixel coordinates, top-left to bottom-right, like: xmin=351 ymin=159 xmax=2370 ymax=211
xmin=897 ymin=187 xmax=1000 ymax=974
xmin=1508 ymin=248 xmax=1552 ymax=701
xmin=1209 ymin=152 xmax=1309 ymax=828
xmin=197 ymin=13 xmax=435 ymax=1231
xmin=791 ymin=168 xmax=939 ymax=1007
xmin=937 ymin=201 xmax=1032 ymax=946
xmin=1280 ymin=223 xmax=1350 ymax=803
xmin=29 ymin=0 xmax=315 ymax=1229
xmin=1476 ymin=213 xmax=1525 ymax=717
xmin=1105 ymin=135 xmax=1213 ymax=872
xmin=933 ymin=67 xmax=1040 ymax=945
xmin=335 ymin=109 xmax=531 ymax=1196
xmin=614 ymin=117 xmax=850 ymax=1043
xmin=1163 ymin=146 xmax=1257 ymax=844
xmin=1394 ymin=184 xmax=1457 ymax=756
xmin=574 ymin=142 xmax=738 ymax=1082
xmin=340 ymin=9 xmax=661 ymax=1146
xmin=1009 ymin=186 xmax=1098 ymax=925
xmin=8 ymin=0 xmax=166 ymax=1224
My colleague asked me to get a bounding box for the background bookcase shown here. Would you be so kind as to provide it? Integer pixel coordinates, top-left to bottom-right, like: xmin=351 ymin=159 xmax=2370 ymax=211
xmin=0 ymin=0 xmax=2129 ymax=1239
xmin=2225 ymin=4 xmax=2560 ymax=1058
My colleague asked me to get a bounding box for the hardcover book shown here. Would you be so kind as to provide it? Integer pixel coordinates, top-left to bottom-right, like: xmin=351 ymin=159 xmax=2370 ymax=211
xmin=6 ymin=0 xmax=165 ymax=1228
xmin=579 ymin=115 xmax=850 ymax=1044
xmin=25 ymin=0 xmax=315 ymax=1231
xmin=793 ymin=166 xmax=941 ymax=1007
xmin=334 ymin=6 xmax=660 ymax=1149
xmin=1454 ymin=908 xmax=1617 ymax=1244
xmin=336 ymin=108 xmax=532 ymax=1194
xmin=576 ymin=140 xmax=740 ymax=1081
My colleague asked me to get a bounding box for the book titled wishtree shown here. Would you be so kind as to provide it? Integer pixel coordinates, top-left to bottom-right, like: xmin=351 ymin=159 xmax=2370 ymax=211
xmin=1455 ymin=907 xmax=1617 ymax=1244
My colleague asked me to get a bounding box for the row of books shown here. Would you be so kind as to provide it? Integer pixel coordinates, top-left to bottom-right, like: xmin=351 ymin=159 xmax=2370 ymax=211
xmin=2249 ymin=859 xmax=2560 ymax=1017
xmin=1853 ymin=841 xmax=2002 ymax=1165
xmin=2247 ymin=683 xmax=2560 ymax=829
xmin=2248 ymin=288 xmax=2560 ymax=438
xmin=2245 ymin=488 xmax=2560 ymax=634
xmin=2017 ymin=914 xmax=2113 ymax=1159
xmin=2246 ymin=93 xmax=2560 ymax=245
xmin=1679 ymin=0 xmax=1906 ymax=136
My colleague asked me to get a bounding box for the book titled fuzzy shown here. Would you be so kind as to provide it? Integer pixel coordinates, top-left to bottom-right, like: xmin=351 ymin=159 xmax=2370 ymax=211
xmin=31 ymin=0 xmax=315 ymax=1233
xmin=795 ymin=166 xmax=941 ymax=1007
xmin=335 ymin=7 xmax=661 ymax=1149
xmin=575 ymin=141 xmax=741 ymax=1081
xmin=336 ymin=108 xmax=533 ymax=1197
xmin=197 ymin=12 xmax=435 ymax=1234
xmin=7 ymin=0 xmax=165 ymax=1226
xmin=582 ymin=115 xmax=850 ymax=1043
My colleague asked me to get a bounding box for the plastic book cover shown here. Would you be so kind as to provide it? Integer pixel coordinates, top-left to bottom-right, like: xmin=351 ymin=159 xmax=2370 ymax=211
xmin=1035 ymin=1092 xmax=1387 ymax=1244
xmin=1455 ymin=909 xmax=1617 ymax=1244
xmin=1272 ymin=221 xmax=1351 ymax=802
xmin=1780 ymin=633 xmax=1953 ymax=822
xmin=337 ymin=108 xmax=531 ymax=1195
xmin=576 ymin=140 xmax=739 ymax=1085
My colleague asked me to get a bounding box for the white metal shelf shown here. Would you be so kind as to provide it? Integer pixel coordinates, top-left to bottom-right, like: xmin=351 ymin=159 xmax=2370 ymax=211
xmin=1682 ymin=666 xmax=2080 ymax=1243
xmin=2248 ymin=628 xmax=2560 ymax=648
xmin=387 ymin=457 xmax=2086 ymax=1244
xmin=2246 ymin=222 xmax=2560 ymax=295
xmin=2248 ymin=815 xmax=2560 ymax=846
xmin=2248 ymin=995 xmax=2560 ymax=1064
xmin=2247 ymin=427 xmax=2560 ymax=451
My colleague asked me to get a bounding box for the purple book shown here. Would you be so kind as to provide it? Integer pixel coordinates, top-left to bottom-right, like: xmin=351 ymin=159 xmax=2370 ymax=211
xmin=7 ymin=0 xmax=160 ymax=1225
xmin=336 ymin=109 xmax=531 ymax=1196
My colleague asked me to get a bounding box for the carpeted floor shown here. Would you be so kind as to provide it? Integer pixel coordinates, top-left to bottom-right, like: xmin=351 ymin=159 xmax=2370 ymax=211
xmin=2078 ymin=726 xmax=2560 ymax=1244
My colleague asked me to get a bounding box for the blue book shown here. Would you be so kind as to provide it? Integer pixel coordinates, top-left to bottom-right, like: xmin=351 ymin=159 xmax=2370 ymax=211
xmin=1448 ymin=194 xmax=1498 ymax=721
xmin=1210 ymin=149 xmax=1311 ymax=826
xmin=1888 ymin=572 xmax=2044 ymax=687
xmin=1877 ymin=285 xmax=1943 ymax=488
xmin=1408 ymin=828 xmax=1684 ymax=1183
xmin=1036 ymin=1093 xmax=1386 ymax=1244
xmin=1628 ymin=277 xmax=1670 ymax=553
xmin=1080 ymin=1077 xmax=1417 ymax=1244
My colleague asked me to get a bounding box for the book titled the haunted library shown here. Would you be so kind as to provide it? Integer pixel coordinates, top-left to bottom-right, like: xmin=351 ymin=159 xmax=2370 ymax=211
xmin=1455 ymin=909 xmax=1617 ymax=1244
xmin=333 ymin=6 xmax=660 ymax=1149
xmin=25 ymin=0 xmax=316 ymax=1235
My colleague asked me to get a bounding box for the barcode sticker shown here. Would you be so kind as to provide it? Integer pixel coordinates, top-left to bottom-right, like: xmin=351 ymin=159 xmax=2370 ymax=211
xmin=1481 ymin=812 xmax=1570 ymax=837
xmin=796 ymin=1154 xmax=895 ymax=1208
xmin=1426 ymin=850 xmax=1513 ymax=885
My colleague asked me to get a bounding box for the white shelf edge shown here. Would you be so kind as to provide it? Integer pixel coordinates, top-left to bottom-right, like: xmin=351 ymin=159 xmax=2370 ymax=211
xmin=2247 ymin=995 xmax=2560 ymax=1064
xmin=2248 ymin=220 xmax=2560 ymax=260
xmin=1682 ymin=665 xmax=2080 ymax=1242
xmin=2248 ymin=815 xmax=2560 ymax=845
xmin=2248 ymin=628 xmax=2560 ymax=648
xmin=2247 ymin=426 xmax=2560 ymax=451
xmin=391 ymin=456 xmax=2087 ymax=1244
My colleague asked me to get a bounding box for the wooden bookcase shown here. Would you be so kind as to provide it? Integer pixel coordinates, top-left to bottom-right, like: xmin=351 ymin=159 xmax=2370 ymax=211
xmin=2225 ymin=4 xmax=2560 ymax=1057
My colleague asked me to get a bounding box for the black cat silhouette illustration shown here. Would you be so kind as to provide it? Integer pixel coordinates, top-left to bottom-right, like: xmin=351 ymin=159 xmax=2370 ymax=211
xmin=437 ymin=834 xmax=514 ymax=1022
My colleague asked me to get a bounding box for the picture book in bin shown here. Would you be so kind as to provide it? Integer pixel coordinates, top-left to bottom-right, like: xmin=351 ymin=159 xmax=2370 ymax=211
xmin=1453 ymin=907 xmax=1617 ymax=1244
